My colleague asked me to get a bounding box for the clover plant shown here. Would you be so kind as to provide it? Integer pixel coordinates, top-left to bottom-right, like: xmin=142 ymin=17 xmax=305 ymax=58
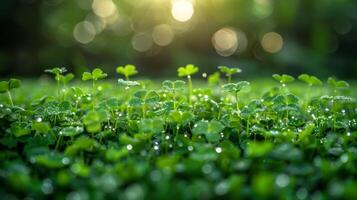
xmin=177 ymin=64 xmax=199 ymax=105
xmin=116 ymin=64 xmax=138 ymax=81
xmin=218 ymin=66 xmax=242 ymax=83
xmin=0 ymin=67 xmax=356 ymax=200
xmin=0 ymin=78 xmax=21 ymax=106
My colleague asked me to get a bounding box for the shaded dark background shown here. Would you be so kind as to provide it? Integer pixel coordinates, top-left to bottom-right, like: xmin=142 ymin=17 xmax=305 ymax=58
xmin=0 ymin=0 xmax=356 ymax=78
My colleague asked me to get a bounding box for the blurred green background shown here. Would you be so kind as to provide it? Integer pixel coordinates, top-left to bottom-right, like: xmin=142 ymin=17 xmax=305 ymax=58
xmin=0 ymin=0 xmax=356 ymax=78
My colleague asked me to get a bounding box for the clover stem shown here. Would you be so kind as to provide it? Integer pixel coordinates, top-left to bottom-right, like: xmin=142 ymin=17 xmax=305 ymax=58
xmin=174 ymin=125 xmax=179 ymax=149
xmin=62 ymin=83 xmax=67 ymax=101
xmin=125 ymin=75 xmax=129 ymax=81
xmin=246 ymin=116 xmax=250 ymax=135
xmin=304 ymin=86 xmax=311 ymax=112
xmin=332 ymin=101 xmax=336 ymax=132
xmin=142 ymin=105 xmax=146 ymax=118
xmin=187 ymin=75 xmax=193 ymax=105
xmin=173 ymin=89 xmax=177 ymax=110
xmin=57 ymin=79 xmax=60 ymax=98
xmin=235 ymin=92 xmax=240 ymax=114
xmin=92 ymin=80 xmax=96 ymax=111
xmin=228 ymin=74 xmax=232 ymax=83
xmin=54 ymin=115 xmax=57 ymax=126
xmin=7 ymin=91 xmax=14 ymax=106
xmin=55 ymin=134 xmax=62 ymax=151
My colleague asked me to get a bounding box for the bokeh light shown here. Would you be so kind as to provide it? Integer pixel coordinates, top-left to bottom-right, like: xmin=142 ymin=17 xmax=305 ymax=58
xmin=261 ymin=32 xmax=284 ymax=53
xmin=212 ymin=28 xmax=238 ymax=57
xmin=252 ymin=0 xmax=273 ymax=19
xmin=73 ymin=21 xmax=96 ymax=44
xmin=86 ymin=14 xmax=106 ymax=34
xmin=152 ymin=24 xmax=174 ymax=46
xmin=2 ymin=0 xmax=357 ymax=78
xmin=92 ymin=0 xmax=117 ymax=18
xmin=171 ymin=0 xmax=194 ymax=22
xmin=132 ymin=32 xmax=153 ymax=52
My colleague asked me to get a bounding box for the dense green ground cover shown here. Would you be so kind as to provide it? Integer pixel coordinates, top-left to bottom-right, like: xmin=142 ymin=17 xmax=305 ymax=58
xmin=0 ymin=65 xmax=356 ymax=200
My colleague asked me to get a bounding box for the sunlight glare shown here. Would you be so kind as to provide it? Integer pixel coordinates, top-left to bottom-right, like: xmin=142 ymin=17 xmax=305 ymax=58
xmin=171 ymin=0 xmax=194 ymax=22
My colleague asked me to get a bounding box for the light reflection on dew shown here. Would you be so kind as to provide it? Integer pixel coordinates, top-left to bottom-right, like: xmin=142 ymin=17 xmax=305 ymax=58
xmin=296 ymin=188 xmax=308 ymax=200
xmin=275 ymin=174 xmax=289 ymax=187
xmin=187 ymin=146 xmax=194 ymax=151
xmin=41 ymin=179 xmax=54 ymax=194
xmin=62 ymin=157 xmax=70 ymax=165
xmin=126 ymin=144 xmax=133 ymax=151
xmin=202 ymin=163 xmax=213 ymax=174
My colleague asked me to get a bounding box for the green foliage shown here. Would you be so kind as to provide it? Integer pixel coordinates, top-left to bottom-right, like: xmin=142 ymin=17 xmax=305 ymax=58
xmin=222 ymin=81 xmax=250 ymax=93
xmin=45 ymin=67 xmax=67 ymax=80
xmin=298 ymin=74 xmax=322 ymax=86
xmin=192 ymin=120 xmax=224 ymax=142
xmin=0 ymin=79 xmax=21 ymax=93
xmin=32 ymin=122 xmax=51 ymax=134
xmin=327 ymin=77 xmax=349 ymax=88
xmin=208 ymin=72 xmax=220 ymax=85
xmin=59 ymin=73 xmax=74 ymax=84
xmin=82 ymin=68 xmax=107 ymax=81
xmin=218 ymin=66 xmax=242 ymax=83
xmin=162 ymin=80 xmax=186 ymax=92
xmin=168 ymin=110 xmax=194 ymax=125
xmin=45 ymin=67 xmax=74 ymax=84
xmin=139 ymin=118 xmax=164 ymax=134
xmin=116 ymin=64 xmax=138 ymax=80
xmin=0 ymin=69 xmax=356 ymax=200
xmin=218 ymin=66 xmax=242 ymax=75
xmin=177 ymin=64 xmax=199 ymax=77
xmin=272 ymin=74 xmax=295 ymax=83
xmin=246 ymin=142 xmax=273 ymax=157
xmin=82 ymin=110 xmax=108 ymax=133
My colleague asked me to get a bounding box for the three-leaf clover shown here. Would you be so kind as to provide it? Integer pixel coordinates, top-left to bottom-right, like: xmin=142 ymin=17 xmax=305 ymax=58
xmin=208 ymin=72 xmax=220 ymax=85
xmin=218 ymin=66 xmax=242 ymax=83
xmin=272 ymin=74 xmax=295 ymax=84
xmin=139 ymin=118 xmax=164 ymax=134
xmin=222 ymin=81 xmax=250 ymax=93
xmin=298 ymin=74 xmax=322 ymax=86
xmin=129 ymin=89 xmax=160 ymax=118
xmin=116 ymin=64 xmax=138 ymax=81
xmin=298 ymin=74 xmax=322 ymax=111
xmin=327 ymin=77 xmax=349 ymax=89
xmin=45 ymin=67 xmax=73 ymax=98
xmin=0 ymin=78 xmax=21 ymax=106
xmin=177 ymin=64 xmax=199 ymax=105
xmin=82 ymin=68 xmax=108 ymax=81
xmin=82 ymin=110 xmax=108 ymax=133
xmin=192 ymin=120 xmax=224 ymax=142
xmin=162 ymin=80 xmax=186 ymax=92
xmin=222 ymin=81 xmax=250 ymax=113
xmin=45 ymin=67 xmax=67 ymax=81
xmin=177 ymin=64 xmax=199 ymax=77
xmin=162 ymin=80 xmax=186 ymax=109
xmin=82 ymin=68 xmax=108 ymax=109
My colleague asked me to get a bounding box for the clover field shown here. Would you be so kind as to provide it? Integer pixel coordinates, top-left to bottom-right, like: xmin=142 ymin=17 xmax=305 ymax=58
xmin=0 ymin=65 xmax=356 ymax=200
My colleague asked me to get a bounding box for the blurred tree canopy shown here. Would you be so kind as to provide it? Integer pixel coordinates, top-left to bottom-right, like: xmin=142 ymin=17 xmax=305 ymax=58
xmin=0 ymin=0 xmax=356 ymax=78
